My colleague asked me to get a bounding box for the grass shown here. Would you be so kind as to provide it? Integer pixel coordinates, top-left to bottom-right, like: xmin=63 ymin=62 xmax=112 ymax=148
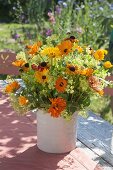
xmin=89 ymin=95 xmax=113 ymax=124
xmin=0 ymin=23 xmax=38 ymax=52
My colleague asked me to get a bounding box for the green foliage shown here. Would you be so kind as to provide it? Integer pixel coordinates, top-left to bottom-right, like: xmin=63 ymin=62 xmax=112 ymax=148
xmin=88 ymin=95 xmax=113 ymax=124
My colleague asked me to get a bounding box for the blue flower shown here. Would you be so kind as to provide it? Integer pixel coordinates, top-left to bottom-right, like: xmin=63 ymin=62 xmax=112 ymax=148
xmin=62 ymin=2 xmax=67 ymax=8
xmin=99 ymin=7 xmax=104 ymax=11
xmin=110 ymin=4 xmax=113 ymax=10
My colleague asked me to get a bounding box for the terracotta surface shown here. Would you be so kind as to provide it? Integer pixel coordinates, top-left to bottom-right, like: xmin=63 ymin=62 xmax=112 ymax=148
xmin=0 ymin=90 xmax=103 ymax=170
xmin=0 ymin=52 xmax=19 ymax=75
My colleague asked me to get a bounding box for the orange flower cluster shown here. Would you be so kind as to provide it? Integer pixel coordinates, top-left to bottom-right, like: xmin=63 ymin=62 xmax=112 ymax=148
xmin=66 ymin=65 xmax=94 ymax=77
xmin=103 ymin=61 xmax=113 ymax=69
xmin=5 ymin=81 xmax=20 ymax=93
xmin=94 ymin=49 xmax=107 ymax=60
xmin=18 ymin=96 xmax=29 ymax=106
xmin=26 ymin=41 xmax=42 ymax=55
xmin=57 ymin=40 xmax=73 ymax=56
xmin=80 ymin=68 xmax=94 ymax=77
xmin=12 ymin=60 xmax=29 ymax=72
xmin=12 ymin=59 xmax=26 ymax=67
xmin=48 ymin=97 xmax=66 ymax=117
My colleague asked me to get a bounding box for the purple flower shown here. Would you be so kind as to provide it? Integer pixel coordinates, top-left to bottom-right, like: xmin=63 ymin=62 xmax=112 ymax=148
xmin=50 ymin=16 xmax=55 ymax=24
xmin=47 ymin=11 xmax=53 ymax=17
xmin=55 ymin=5 xmax=62 ymax=15
xmin=12 ymin=33 xmax=20 ymax=40
xmin=75 ymin=27 xmax=84 ymax=34
xmin=45 ymin=29 xmax=53 ymax=36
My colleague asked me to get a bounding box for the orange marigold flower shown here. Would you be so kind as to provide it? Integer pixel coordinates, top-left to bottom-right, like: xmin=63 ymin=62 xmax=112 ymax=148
xmin=94 ymin=49 xmax=107 ymax=60
xmin=88 ymin=76 xmax=103 ymax=95
xmin=48 ymin=97 xmax=66 ymax=117
xmin=27 ymin=41 xmax=42 ymax=55
xmin=80 ymin=68 xmax=94 ymax=76
xmin=103 ymin=61 xmax=113 ymax=69
xmin=18 ymin=96 xmax=29 ymax=106
xmin=5 ymin=81 xmax=20 ymax=93
xmin=57 ymin=40 xmax=73 ymax=56
xmin=12 ymin=60 xmax=26 ymax=67
xmin=48 ymin=107 xmax=61 ymax=118
xmin=97 ymin=90 xmax=104 ymax=96
xmin=55 ymin=77 xmax=67 ymax=93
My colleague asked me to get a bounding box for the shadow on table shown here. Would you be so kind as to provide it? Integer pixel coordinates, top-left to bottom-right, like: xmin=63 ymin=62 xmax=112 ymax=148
xmin=0 ymin=145 xmax=70 ymax=170
xmin=0 ymin=145 xmax=103 ymax=170
xmin=0 ymin=91 xmax=37 ymax=157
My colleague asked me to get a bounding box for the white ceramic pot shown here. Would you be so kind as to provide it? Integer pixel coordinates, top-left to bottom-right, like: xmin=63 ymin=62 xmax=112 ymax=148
xmin=36 ymin=109 xmax=78 ymax=153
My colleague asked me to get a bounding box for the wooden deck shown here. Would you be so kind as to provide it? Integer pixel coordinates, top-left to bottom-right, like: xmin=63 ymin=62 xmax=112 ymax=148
xmin=0 ymin=80 xmax=113 ymax=170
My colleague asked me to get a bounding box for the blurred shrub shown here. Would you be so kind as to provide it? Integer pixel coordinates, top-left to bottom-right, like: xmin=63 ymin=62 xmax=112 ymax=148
xmin=0 ymin=0 xmax=28 ymax=22
xmin=43 ymin=0 xmax=113 ymax=49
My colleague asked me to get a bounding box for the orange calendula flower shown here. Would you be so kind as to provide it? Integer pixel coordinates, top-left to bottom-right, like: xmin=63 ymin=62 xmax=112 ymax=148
xmin=57 ymin=40 xmax=73 ymax=55
xmin=12 ymin=60 xmax=26 ymax=67
xmin=103 ymin=61 xmax=113 ymax=69
xmin=34 ymin=69 xmax=49 ymax=84
xmin=48 ymin=97 xmax=66 ymax=117
xmin=94 ymin=49 xmax=108 ymax=60
xmin=55 ymin=77 xmax=67 ymax=93
xmin=5 ymin=81 xmax=20 ymax=93
xmin=18 ymin=96 xmax=29 ymax=106
xmin=27 ymin=41 xmax=42 ymax=55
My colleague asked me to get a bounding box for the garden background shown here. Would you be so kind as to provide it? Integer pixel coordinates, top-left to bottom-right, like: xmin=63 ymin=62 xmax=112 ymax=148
xmin=0 ymin=0 xmax=113 ymax=124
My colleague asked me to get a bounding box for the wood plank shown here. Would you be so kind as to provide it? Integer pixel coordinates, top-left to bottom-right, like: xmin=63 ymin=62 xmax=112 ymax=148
xmin=77 ymin=140 xmax=113 ymax=169
xmin=70 ymin=148 xmax=103 ymax=170
xmin=78 ymin=112 xmax=113 ymax=166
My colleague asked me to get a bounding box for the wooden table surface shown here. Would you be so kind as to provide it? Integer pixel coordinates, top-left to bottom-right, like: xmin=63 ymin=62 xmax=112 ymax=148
xmin=0 ymin=80 xmax=113 ymax=170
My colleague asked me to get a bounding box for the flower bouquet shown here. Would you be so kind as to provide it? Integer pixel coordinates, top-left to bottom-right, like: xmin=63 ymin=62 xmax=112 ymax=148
xmin=4 ymin=35 xmax=113 ymax=153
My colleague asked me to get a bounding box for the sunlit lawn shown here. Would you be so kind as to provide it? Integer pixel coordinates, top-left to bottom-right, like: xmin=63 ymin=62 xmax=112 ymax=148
xmin=0 ymin=23 xmax=37 ymax=52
